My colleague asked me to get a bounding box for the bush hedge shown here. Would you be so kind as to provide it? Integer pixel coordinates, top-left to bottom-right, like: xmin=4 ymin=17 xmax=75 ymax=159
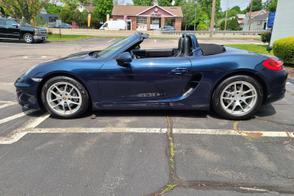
xmin=260 ymin=32 xmax=272 ymax=43
xmin=273 ymin=37 xmax=294 ymax=64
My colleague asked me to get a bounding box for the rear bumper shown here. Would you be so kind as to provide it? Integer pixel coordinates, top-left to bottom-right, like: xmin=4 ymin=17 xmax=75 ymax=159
xmin=15 ymin=76 xmax=41 ymax=109
xmin=262 ymin=69 xmax=288 ymax=104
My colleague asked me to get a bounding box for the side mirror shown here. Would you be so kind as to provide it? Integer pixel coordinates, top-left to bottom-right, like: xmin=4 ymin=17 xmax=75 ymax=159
xmin=116 ymin=52 xmax=132 ymax=67
xmin=12 ymin=24 xmax=19 ymax=28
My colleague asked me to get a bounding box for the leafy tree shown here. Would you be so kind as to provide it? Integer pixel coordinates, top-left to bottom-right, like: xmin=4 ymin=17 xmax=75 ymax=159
xmin=246 ymin=0 xmax=262 ymax=12
xmin=180 ymin=1 xmax=209 ymax=30
xmin=0 ymin=0 xmax=48 ymax=23
xmin=180 ymin=0 xmax=220 ymax=30
xmin=133 ymin=0 xmax=152 ymax=6
xmin=62 ymin=0 xmax=90 ymax=7
xmin=60 ymin=4 xmax=75 ymax=23
xmin=226 ymin=6 xmax=241 ymax=18
xmin=158 ymin=0 xmax=172 ymax=6
xmin=92 ymin=0 xmax=113 ymax=23
xmin=74 ymin=10 xmax=88 ymax=27
xmin=45 ymin=3 xmax=62 ymax=14
xmin=267 ymin=0 xmax=278 ymax=12
xmin=220 ymin=16 xmax=241 ymax=30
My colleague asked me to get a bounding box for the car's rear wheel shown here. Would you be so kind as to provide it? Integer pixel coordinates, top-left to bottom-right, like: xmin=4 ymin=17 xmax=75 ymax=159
xmin=41 ymin=76 xmax=89 ymax=118
xmin=23 ymin=33 xmax=33 ymax=43
xmin=212 ymin=75 xmax=263 ymax=120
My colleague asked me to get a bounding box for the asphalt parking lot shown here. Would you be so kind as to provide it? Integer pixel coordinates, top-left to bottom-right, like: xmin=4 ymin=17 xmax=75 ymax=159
xmin=0 ymin=38 xmax=294 ymax=196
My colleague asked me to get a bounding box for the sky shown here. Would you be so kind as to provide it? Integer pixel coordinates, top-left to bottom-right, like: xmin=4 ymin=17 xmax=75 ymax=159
xmin=221 ymin=0 xmax=251 ymax=10
xmin=221 ymin=0 xmax=268 ymax=11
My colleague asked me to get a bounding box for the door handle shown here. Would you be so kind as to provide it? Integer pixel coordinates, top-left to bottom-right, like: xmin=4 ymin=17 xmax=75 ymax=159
xmin=171 ymin=68 xmax=188 ymax=75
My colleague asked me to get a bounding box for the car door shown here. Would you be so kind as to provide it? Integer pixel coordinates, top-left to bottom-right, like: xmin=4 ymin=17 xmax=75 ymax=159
xmin=0 ymin=19 xmax=6 ymax=38
xmin=5 ymin=20 xmax=20 ymax=39
xmin=98 ymin=55 xmax=192 ymax=107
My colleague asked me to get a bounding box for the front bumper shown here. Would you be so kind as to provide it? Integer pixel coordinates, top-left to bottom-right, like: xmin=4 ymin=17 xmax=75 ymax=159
xmin=15 ymin=76 xmax=41 ymax=109
xmin=33 ymin=35 xmax=47 ymax=41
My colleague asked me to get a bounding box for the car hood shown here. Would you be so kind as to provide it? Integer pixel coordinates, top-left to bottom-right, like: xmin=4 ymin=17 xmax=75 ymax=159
xmin=24 ymin=50 xmax=104 ymax=78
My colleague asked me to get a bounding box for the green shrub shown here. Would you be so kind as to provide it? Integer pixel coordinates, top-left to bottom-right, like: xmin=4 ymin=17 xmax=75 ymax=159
xmin=260 ymin=31 xmax=271 ymax=43
xmin=273 ymin=37 xmax=294 ymax=64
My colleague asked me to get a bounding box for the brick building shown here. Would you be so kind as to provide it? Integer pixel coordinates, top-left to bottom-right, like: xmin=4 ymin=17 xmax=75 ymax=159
xmin=111 ymin=5 xmax=183 ymax=31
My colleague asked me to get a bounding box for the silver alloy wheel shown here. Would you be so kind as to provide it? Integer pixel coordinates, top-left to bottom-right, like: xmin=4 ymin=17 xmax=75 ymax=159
xmin=220 ymin=81 xmax=258 ymax=117
xmin=46 ymin=82 xmax=82 ymax=116
xmin=24 ymin=34 xmax=33 ymax=43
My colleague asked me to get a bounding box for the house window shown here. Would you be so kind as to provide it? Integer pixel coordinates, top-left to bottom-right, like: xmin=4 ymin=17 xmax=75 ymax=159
xmin=137 ymin=17 xmax=147 ymax=24
xmin=137 ymin=17 xmax=147 ymax=30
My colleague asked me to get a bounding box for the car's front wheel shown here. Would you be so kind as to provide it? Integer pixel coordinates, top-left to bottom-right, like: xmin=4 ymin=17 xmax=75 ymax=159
xmin=23 ymin=33 xmax=34 ymax=43
xmin=212 ymin=75 xmax=263 ymax=120
xmin=41 ymin=76 xmax=89 ymax=118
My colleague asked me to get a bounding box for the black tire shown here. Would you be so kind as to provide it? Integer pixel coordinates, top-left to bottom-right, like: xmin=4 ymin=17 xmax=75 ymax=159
xmin=41 ymin=76 xmax=90 ymax=118
xmin=23 ymin=33 xmax=34 ymax=43
xmin=212 ymin=75 xmax=263 ymax=120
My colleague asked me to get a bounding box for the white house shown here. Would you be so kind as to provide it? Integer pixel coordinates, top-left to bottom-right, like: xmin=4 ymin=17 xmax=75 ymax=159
xmin=243 ymin=10 xmax=268 ymax=31
xmin=270 ymin=0 xmax=294 ymax=46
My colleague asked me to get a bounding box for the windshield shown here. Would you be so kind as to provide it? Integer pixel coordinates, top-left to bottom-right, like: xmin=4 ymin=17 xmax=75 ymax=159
xmin=97 ymin=35 xmax=136 ymax=58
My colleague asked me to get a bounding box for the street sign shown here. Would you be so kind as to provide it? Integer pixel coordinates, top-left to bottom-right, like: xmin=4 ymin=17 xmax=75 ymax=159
xmin=268 ymin=12 xmax=276 ymax=29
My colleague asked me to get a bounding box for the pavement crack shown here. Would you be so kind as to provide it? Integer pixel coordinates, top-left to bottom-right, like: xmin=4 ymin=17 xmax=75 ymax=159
xmin=150 ymin=116 xmax=180 ymax=195
xmin=149 ymin=119 xmax=294 ymax=195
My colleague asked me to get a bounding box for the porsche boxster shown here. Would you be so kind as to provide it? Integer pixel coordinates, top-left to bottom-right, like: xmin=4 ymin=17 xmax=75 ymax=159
xmin=15 ymin=32 xmax=288 ymax=119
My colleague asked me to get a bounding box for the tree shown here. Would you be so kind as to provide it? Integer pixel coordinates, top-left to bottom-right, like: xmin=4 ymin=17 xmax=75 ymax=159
xmin=61 ymin=0 xmax=90 ymax=7
xmin=45 ymin=3 xmax=62 ymax=14
xmin=133 ymin=0 xmax=152 ymax=6
xmin=158 ymin=0 xmax=172 ymax=6
xmin=267 ymin=0 xmax=278 ymax=12
xmin=93 ymin=0 xmax=113 ymax=23
xmin=226 ymin=6 xmax=241 ymax=18
xmin=220 ymin=17 xmax=241 ymax=30
xmin=180 ymin=1 xmax=209 ymax=30
xmin=0 ymin=0 xmax=48 ymax=23
xmin=246 ymin=0 xmax=262 ymax=12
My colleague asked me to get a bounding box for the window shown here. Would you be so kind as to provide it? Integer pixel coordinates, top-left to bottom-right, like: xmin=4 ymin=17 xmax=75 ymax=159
xmin=6 ymin=19 xmax=18 ymax=27
xmin=0 ymin=19 xmax=5 ymax=26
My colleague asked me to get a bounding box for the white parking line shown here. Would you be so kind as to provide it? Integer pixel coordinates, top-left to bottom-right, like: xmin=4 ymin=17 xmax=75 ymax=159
xmin=0 ymin=113 xmax=50 ymax=144
xmin=0 ymin=109 xmax=38 ymax=126
xmin=0 ymin=102 xmax=17 ymax=109
xmin=0 ymin=127 xmax=292 ymax=145
xmin=107 ymin=38 xmax=116 ymax=43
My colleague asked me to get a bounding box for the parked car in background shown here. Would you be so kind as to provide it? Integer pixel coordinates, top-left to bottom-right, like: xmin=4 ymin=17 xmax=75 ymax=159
xmin=161 ymin=25 xmax=175 ymax=32
xmin=49 ymin=22 xmax=72 ymax=29
xmin=0 ymin=18 xmax=47 ymax=43
xmin=99 ymin=20 xmax=126 ymax=30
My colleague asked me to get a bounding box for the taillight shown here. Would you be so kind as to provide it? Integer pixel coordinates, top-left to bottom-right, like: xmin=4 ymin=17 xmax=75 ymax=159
xmin=262 ymin=58 xmax=284 ymax=71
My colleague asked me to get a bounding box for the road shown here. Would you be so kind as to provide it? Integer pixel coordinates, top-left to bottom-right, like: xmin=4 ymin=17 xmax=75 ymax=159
xmin=0 ymin=38 xmax=294 ymax=196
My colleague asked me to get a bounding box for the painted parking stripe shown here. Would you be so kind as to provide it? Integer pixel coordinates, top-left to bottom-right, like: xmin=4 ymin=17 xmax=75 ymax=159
xmin=0 ymin=102 xmax=17 ymax=109
xmin=107 ymin=38 xmax=116 ymax=43
xmin=0 ymin=127 xmax=293 ymax=145
xmin=0 ymin=109 xmax=38 ymax=126
xmin=0 ymin=113 xmax=50 ymax=144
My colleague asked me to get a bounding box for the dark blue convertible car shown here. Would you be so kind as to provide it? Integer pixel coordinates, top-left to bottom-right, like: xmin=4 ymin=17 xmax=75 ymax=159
xmin=15 ymin=32 xmax=288 ymax=119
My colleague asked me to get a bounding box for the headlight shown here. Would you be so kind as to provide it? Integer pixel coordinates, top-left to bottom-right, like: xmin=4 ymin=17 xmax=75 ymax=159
xmin=34 ymin=28 xmax=40 ymax=34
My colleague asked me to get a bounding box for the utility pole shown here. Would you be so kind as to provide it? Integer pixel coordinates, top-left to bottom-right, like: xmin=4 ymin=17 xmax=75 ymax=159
xmin=209 ymin=0 xmax=216 ymax=37
xmin=224 ymin=0 xmax=228 ymax=31
xmin=248 ymin=0 xmax=253 ymax=31
xmin=193 ymin=0 xmax=197 ymax=31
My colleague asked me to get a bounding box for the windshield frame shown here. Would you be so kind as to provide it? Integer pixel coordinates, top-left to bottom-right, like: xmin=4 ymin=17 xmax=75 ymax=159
xmin=97 ymin=32 xmax=147 ymax=59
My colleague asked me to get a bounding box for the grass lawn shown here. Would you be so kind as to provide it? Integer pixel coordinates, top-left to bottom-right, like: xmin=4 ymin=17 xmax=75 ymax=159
xmin=47 ymin=34 xmax=98 ymax=41
xmin=226 ymin=44 xmax=273 ymax=55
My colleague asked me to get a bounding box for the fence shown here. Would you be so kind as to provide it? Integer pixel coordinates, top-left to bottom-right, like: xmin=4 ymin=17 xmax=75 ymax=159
xmin=48 ymin=28 xmax=268 ymax=40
